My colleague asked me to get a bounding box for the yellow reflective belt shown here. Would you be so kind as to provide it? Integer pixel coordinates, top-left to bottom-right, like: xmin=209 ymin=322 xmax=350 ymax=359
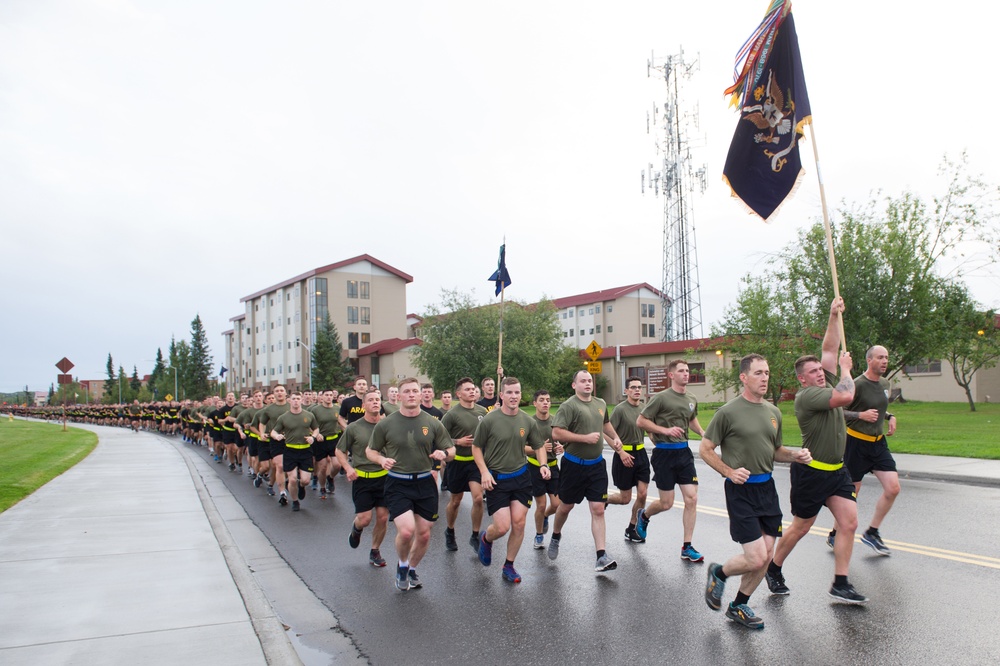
xmin=356 ymin=469 xmax=388 ymax=479
xmin=453 ymin=454 xmax=475 ymax=462
xmin=527 ymin=457 xmax=558 ymax=467
xmin=846 ymin=428 xmax=881 ymax=443
xmin=622 ymin=443 xmax=644 ymax=452
xmin=807 ymin=459 xmax=844 ymax=471
xmin=285 ymin=443 xmax=311 ymax=450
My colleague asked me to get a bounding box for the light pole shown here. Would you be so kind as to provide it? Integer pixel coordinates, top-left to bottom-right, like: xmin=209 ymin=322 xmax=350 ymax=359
xmin=296 ymin=339 xmax=313 ymax=391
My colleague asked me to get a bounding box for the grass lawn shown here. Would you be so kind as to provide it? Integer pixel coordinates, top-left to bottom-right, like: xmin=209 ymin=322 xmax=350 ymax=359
xmin=683 ymin=401 xmax=1000 ymax=459
xmin=0 ymin=419 xmax=97 ymax=512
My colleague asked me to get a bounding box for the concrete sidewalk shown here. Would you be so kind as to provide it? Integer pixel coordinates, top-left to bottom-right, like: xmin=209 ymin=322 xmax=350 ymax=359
xmin=0 ymin=427 xmax=299 ymax=665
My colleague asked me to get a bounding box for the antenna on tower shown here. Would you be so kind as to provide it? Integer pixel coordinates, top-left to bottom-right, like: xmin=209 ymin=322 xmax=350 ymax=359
xmin=643 ymin=49 xmax=706 ymax=342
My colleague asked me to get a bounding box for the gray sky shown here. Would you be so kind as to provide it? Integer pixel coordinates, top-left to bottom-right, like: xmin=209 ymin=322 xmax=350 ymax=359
xmin=2 ymin=0 xmax=997 ymax=393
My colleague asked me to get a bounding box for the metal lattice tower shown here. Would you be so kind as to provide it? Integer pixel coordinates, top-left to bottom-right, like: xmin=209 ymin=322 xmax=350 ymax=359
xmin=643 ymin=49 xmax=706 ymax=342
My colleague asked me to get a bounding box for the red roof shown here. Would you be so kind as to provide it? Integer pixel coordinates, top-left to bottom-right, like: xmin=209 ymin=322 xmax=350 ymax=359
xmin=357 ymin=338 xmax=422 ymax=356
xmin=240 ymin=254 xmax=413 ymax=303
xmin=595 ymin=336 xmax=726 ymax=360
xmin=552 ymin=283 xmax=663 ymax=310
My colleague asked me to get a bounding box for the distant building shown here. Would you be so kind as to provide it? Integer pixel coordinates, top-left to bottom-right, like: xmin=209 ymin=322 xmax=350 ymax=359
xmin=223 ymin=254 xmax=412 ymax=393
xmin=551 ymin=283 xmax=665 ymax=350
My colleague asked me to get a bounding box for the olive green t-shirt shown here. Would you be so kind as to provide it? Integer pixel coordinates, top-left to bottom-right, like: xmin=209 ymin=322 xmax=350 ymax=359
xmin=640 ymin=388 xmax=698 ymax=443
xmin=235 ymin=406 xmax=259 ymax=434
xmin=704 ymin=395 xmax=783 ymax=475
xmin=473 ymin=409 xmax=544 ymax=474
xmin=254 ymin=402 xmax=290 ymax=440
xmin=271 ymin=409 xmax=319 ymax=445
xmin=312 ymin=404 xmax=343 ymax=439
xmin=337 ymin=418 xmax=381 ymax=473
xmin=441 ymin=404 xmax=488 ymax=453
xmin=845 ymin=374 xmax=890 ymax=437
xmin=382 ymin=402 xmax=400 ymax=415
xmin=368 ymin=410 xmax=452 ymax=474
xmin=551 ymin=395 xmax=610 ymax=460
xmin=529 ymin=415 xmax=558 ymax=463
xmin=794 ymin=369 xmax=847 ymax=465
xmin=610 ymin=400 xmax=644 ymax=445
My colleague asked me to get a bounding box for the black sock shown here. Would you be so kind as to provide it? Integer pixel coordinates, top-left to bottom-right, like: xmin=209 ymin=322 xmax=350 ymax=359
xmin=597 ymin=549 xmax=606 ymax=559
xmin=767 ymin=560 xmax=781 ymax=575
xmin=445 ymin=527 xmax=455 ymax=534
xmin=504 ymin=559 xmax=514 ymax=568
xmin=866 ymin=526 xmax=878 ymax=535
xmin=830 ymin=529 xmax=837 ymax=537
xmin=472 ymin=531 xmax=480 ymax=539
xmin=683 ymin=541 xmax=692 ymax=549
xmin=734 ymin=591 xmax=751 ymax=606
xmin=552 ymin=532 xmax=561 ymax=541
xmin=834 ymin=575 xmax=848 ymax=586
xmin=629 ymin=523 xmax=636 ymax=529
xmin=716 ymin=567 xmax=729 ymax=581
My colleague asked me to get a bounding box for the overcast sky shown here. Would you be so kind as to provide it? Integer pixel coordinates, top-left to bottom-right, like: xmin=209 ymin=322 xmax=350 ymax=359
xmin=2 ymin=0 xmax=997 ymax=393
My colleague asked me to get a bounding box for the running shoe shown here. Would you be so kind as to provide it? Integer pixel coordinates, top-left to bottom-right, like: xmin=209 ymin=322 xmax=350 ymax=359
xmin=291 ymin=500 xmax=300 ymax=512
xmin=229 ymin=463 xmax=236 ymax=472
xmin=861 ymin=529 xmax=891 ymax=556
xmin=547 ymin=537 xmax=560 ymax=561
xmin=407 ymin=569 xmax=422 ymax=589
xmin=829 ymin=582 xmax=869 ymax=604
xmin=502 ymin=564 xmax=522 ymax=583
xmin=765 ymin=569 xmax=790 ymax=595
xmin=725 ymin=603 xmax=765 ymax=629
xmin=827 ymin=530 xmax=836 ymax=549
xmin=254 ymin=476 xmax=263 ymax=488
xmin=533 ymin=534 xmax=545 ymax=550
xmin=542 ymin=516 xmax=549 ymax=534
xmin=238 ymin=465 xmax=243 ymax=473
xmin=319 ymin=488 xmax=327 ymax=500
xmin=349 ymin=525 xmax=362 ymax=549
xmin=267 ymin=485 xmax=275 ymax=496
xmin=635 ymin=508 xmax=650 ymax=539
xmin=705 ymin=563 xmax=725 ymax=611
xmin=445 ymin=528 xmax=458 ymax=552
xmin=595 ymin=554 xmax=618 ymax=572
xmin=298 ymin=485 xmax=306 ymax=501
xmin=395 ymin=565 xmax=409 ymax=591
xmin=214 ymin=455 xmax=221 ymax=462
xmin=311 ymin=477 xmax=318 ymax=489
xmin=478 ymin=533 xmax=493 ymax=566
xmin=278 ymin=494 xmax=288 ymax=506
xmin=327 ymin=476 xmax=335 ymax=493
xmin=624 ymin=526 xmax=645 ymax=543
xmin=369 ymin=550 xmax=386 ymax=568
xmin=469 ymin=533 xmax=480 ymax=553
xmin=681 ymin=544 xmax=704 ymax=562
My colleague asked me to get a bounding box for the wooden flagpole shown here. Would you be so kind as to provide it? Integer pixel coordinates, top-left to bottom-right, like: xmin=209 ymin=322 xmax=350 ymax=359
xmin=808 ymin=121 xmax=847 ymax=352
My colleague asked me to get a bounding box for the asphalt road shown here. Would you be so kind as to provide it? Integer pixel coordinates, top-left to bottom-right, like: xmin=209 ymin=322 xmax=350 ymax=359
xmin=205 ymin=447 xmax=1000 ymax=666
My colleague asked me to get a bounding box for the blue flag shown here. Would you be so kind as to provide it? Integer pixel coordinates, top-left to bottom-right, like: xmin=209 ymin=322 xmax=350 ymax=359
xmin=488 ymin=244 xmax=512 ymax=296
xmin=219 ymin=365 xmax=228 ymax=378
xmin=723 ymin=4 xmax=811 ymax=221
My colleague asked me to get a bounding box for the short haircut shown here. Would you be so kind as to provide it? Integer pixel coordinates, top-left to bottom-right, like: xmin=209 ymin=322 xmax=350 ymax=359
xmin=866 ymin=345 xmax=885 ymax=360
xmin=481 ymin=377 xmax=495 ymax=390
xmin=398 ymin=377 xmax=420 ymax=391
xmin=500 ymin=376 xmax=520 ymax=389
xmin=533 ymin=389 xmax=550 ymax=401
xmin=794 ymin=355 xmax=821 ymax=376
xmin=289 ymin=391 xmax=302 ymax=397
xmin=455 ymin=377 xmax=475 ymax=392
xmin=421 ymin=383 xmax=434 ymax=390
xmin=354 ymin=375 xmax=367 ymax=383
xmin=627 ymin=377 xmax=643 ymax=388
xmin=572 ymin=369 xmax=590 ymax=383
xmin=364 ymin=388 xmax=381 ymax=398
xmin=667 ymin=359 xmax=688 ymax=373
xmin=739 ymin=354 xmax=767 ymax=375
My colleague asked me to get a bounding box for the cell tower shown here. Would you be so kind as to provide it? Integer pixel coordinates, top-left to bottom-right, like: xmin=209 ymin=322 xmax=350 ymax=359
xmin=643 ymin=49 xmax=706 ymax=342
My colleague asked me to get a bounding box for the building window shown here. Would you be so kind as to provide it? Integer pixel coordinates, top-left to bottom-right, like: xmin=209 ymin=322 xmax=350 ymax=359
xmin=255 ymin=304 xmax=259 ymax=312
xmin=278 ymin=364 xmax=283 ymax=374
xmin=579 ymin=330 xmax=584 ymax=337
xmin=296 ymin=363 xmax=300 ymax=372
xmin=608 ymin=325 xmax=613 ymax=332
xmin=361 ymin=332 xmax=371 ymax=344
xmin=569 ymin=330 xmax=574 ymax=337
xmin=287 ymin=342 xmax=292 ymax=350
xmin=270 ymin=322 xmax=274 ymax=330
xmin=270 ymin=298 xmax=274 ymax=306
xmin=255 ymin=326 xmax=259 ymax=333
xmin=347 ymin=280 xmax=358 ymax=299
xmin=286 ymin=293 xmax=290 ymax=301
xmin=689 ymin=362 xmax=706 ymax=385
xmin=649 ymin=304 xmax=656 ymax=318
xmin=904 ymin=360 xmax=942 ymax=375
xmin=287 ymin=317 xmax=291 ymax=325
xmin=608 ymin=305 xmax=613 ymax=313
xmin=360 ymin=281 xmax=370 ymax=299
xmin=562 ymin=312 xmax=567 ymax=319
xmin=641 ymin=304 xmax=648 ymax=317
xmin=347 ymin=306 xmax=359 ymax=324
xmin=596 ymin=325 xmax=601 ymax=333
xmin=348 ymin=332 xmax=359 ymax=350
xmin=589 ymin=328 xmax=594 ymax=335
xmin=589 ymin=308 xmax=594 ymax=315
xmin=628 ymin=367 xmax=647 ymax=383
xmin=360 ymin=307 xmax=370 ymax=325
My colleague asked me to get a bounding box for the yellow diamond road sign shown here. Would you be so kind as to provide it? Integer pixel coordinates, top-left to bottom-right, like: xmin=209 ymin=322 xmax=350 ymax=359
xmin=587 ymin=361 xmax=603 ymax=374
xmin=586 ymin=340 xmax=603 ymax=361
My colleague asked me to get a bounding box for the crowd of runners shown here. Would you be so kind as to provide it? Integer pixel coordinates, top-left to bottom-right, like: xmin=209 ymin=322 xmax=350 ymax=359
xmin=10 ymin=297 xmax=901 ymax=629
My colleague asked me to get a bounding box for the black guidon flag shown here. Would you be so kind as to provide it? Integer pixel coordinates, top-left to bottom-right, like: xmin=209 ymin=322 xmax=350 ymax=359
xmin=723 ymin=2 xmax=811 ymax=222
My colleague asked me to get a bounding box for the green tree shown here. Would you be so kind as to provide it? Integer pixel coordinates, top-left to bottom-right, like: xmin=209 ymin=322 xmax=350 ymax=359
xmin=311 ymin=313 xmax=353 ymax=391
xmin=117 ymin=366 xmax=132 ymax=403
xmin=174 ymin=340 xmax=194 ymax=399
xmin=149 ymin=348 xmax=166 ymax=389
xmin=413 ymin=290 xmax=563 ymax=399
xmin=946 ymin=308 xmax=1000 ymax=412
xmin=130 ymin=366 xmax=142 ymax=395
xmin=102 ymin=353 xmax=116 ymax=404
xmin=188 ymin=314 xmax=214 ymax=398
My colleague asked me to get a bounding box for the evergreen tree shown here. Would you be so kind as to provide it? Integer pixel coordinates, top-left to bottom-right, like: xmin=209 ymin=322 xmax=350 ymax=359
xmin=102 ymin=353 xmax=116 ymax=404
xmin=130 ymin=365 xmax=142 ymax=395
xmin=175 ymin=340 xmax=194 ymax=399
xmin=188 ymin=314 xmax=214 ymax=398
xmin=150 ymin=348 xmax=166 ymax=389
xmin=311 ymin=313 xmax=353 ymax=391
xmin=117 ymin=366 xmax=131 ymax=403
